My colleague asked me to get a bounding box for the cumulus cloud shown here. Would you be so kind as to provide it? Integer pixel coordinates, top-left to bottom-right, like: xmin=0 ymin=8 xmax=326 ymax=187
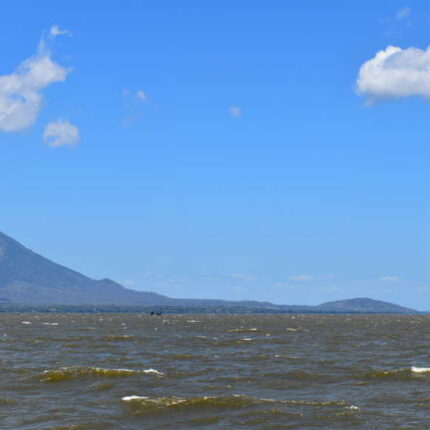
xmin=0 ymin=28 xmax=70 ymax=133
xmin=43 ymin=120 xmax=79 ymax=147
xmin=289 ymin=275 xmax=314 ymax=282
xmin=356 ymin=45 xmax=430 ymax=102
xmin=229 ymin=105 xmax=241 ymax=118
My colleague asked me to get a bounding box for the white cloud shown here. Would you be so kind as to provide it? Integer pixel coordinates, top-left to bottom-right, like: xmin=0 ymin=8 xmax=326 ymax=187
xmin=380 ymin=276 xmax=401 ymax=282
xmin=50 ymin=25 xmax=72 ymax=37
xmin=356 ymin=45 xmax=430 ymax=102
xmin=43 ymin=120 xmax=79 ymax=147
xmin=289 ymin=275 xmax=314 ymax=282
xmin=136 ymin=90 xmax=147 ymax=101
xmin=0 ymin=30 xmax=69 ymax=133
xmin=122 ymin=89 xmax=148 ymax=101
xmin=230 ymin=273 xmax=256 ymax=281
xmin=395 ymin=7 xmax=411 ymax=20
xmin=121 ymin=90 xmax=150 ymax=126
xmin=229 ymin=105 xmax=241 ymax=118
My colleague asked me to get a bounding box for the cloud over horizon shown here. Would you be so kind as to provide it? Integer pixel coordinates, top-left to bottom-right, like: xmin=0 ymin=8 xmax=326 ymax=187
xmin=356 ymin=45 xmax=430 ymax=103
xmin=230 ymin=273 xmax=256 ymax=281
xmin=0 ymin=27 xmax=70 ymax=133
xmin=380 ymin=276 xmax=401 ymax=282
xmin=289 ymin=275 xmax=314 ymax=282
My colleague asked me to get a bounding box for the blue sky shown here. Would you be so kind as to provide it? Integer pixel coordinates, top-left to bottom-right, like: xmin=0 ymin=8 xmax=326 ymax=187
xmin=0 ymin=1 xmax=429 ymax=308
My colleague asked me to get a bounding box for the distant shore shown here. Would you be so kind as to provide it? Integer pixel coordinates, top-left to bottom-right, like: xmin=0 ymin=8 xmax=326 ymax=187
xmin=0 ymin=304 xmax=422 ymax=314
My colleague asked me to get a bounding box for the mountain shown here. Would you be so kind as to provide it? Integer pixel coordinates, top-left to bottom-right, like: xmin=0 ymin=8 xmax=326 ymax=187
xmin=0 ymin=231 xmax=171 ymax=305
xmin=317 ymin=298 xmax=416 ymax=314
xmin=0 ymin=231 xmax=418 ymax=313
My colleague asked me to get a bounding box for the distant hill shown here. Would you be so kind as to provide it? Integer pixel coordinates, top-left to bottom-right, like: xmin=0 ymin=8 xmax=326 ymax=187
xmin=0 ymin=231 xmax=171 ymax=306
xmin=0 ymin=231 xmax=419 ymax=313
xmin=317 ymin=298 xmax=416 ymax=314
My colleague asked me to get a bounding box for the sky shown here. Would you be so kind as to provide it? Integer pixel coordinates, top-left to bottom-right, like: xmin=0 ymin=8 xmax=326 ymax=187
xmin=0 ymin=0 xmax=429 ymax=309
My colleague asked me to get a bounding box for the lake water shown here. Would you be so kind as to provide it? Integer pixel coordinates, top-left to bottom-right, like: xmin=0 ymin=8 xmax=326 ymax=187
xmin=1 ymin=313 xmax=429 ymax=429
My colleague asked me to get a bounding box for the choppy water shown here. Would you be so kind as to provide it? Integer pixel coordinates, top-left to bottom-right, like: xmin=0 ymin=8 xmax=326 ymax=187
xmin=1 ymin=314 xmax=430 ymax=429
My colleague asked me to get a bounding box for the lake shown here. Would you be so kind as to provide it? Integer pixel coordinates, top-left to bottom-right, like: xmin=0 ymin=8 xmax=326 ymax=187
xmin=1 ymin=313 xmax=429 ymax=429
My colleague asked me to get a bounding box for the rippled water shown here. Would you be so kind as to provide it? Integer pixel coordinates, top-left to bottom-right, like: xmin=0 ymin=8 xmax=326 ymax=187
xmin=1 ymin=313 xmax=430 ymax=429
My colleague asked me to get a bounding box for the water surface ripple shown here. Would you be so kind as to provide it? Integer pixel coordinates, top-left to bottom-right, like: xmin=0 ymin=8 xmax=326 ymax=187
xmin=1 ymin=314 xmax=429 ymax=429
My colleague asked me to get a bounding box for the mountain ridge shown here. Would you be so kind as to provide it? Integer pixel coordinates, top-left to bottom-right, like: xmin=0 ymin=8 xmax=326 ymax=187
xmin=0 ymin=231 xmax=417 ymax=313
xmin=316 ymin=297 xmax=417 ymax=314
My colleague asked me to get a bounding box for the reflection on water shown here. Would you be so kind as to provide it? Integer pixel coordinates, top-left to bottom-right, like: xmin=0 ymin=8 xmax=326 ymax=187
xmin=0 ymin=313 xmax=429 ymax=429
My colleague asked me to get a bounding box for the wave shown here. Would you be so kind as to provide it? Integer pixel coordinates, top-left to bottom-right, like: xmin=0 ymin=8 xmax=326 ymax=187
xmin=121 ymin=394 xmax=358 ymax=415
xmin=41 ymin=366 xmax=164 ymax=382
xmin=104 ymin=335 xmax=134 ymax=341
xmin=282 ymin=369 xmax=332 ymax=382
xmin=361 ymin=367 xmax=430 ymax=380
xmin=212 ymin=337 xmax=259 ymax=346
xmin=227 ymin=328 xmax=258 ymax=333
xmin=0 ymin=398 xmax=17 ymax=405
xmin=48 ymin=424 xmax=109 ymax=430
xmin=121 ymin=394 xmax=264 ymax=413
xmin=171 ymin=353 xmax=194 ymax=359
xmin=285 ymin=399 xmax=352 ymax=407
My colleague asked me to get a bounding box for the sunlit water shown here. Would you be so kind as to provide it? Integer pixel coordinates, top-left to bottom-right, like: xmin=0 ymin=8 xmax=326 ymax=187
xmin=1 ymin=313 xmax=429 ymax=429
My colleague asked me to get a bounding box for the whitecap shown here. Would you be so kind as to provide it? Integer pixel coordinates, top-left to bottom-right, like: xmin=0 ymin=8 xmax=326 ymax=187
xmin=228 ymin=328 xmax=258 ymax=333
xmin=411 ymin=366 xmax=430 ymax=373
xmin=142 ymin=368 xmax=164 ymax=376
xmin=122 ymin=395 xmax=149 ymax=401
xmin=105 ymin=368 xmax=164 ymax=376
xmin=21 ymin=321 xmax=32 ymax=325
